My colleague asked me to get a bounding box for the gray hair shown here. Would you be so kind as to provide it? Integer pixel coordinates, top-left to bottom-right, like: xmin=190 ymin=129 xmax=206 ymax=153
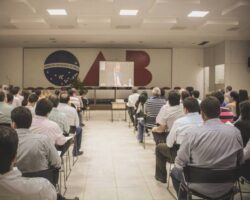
xmin=152 ymin=87 xmax=161 ymax=96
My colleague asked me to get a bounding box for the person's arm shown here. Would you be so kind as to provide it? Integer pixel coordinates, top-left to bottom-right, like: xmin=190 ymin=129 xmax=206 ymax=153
xmin=152 ymin=124 xmax=167 ymax=133
xmin=166 ymin=120 xmax=179 ymax=148
xmin=74 ymin=109 xmax=80 ymax=127
xmin=175 ymin=133 xmax=192 ymax=168
xmin=54 ymin=125 xmax=67 ymax=146
xmin=44 ymin=137 xmax=61 ymax=169
xmin=244 ymin=140 xmax=250 ymax=161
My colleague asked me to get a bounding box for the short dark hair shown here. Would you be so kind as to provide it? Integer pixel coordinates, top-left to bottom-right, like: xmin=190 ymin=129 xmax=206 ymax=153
xmin=160 ymin=88 xmax=165 ymax=97
xmin=34 ymin=89 xmax=41 ymax=97
xmin=35 ymin=98 xmax=53 ymax=116
xmin=28 ymin=93 xmax=39 ymax=104
xmin=168 ymin=90 xmax=180 ymax=106
xmin=239 ymin=100 xmax=250 ymax=121
xmin=6 ymin=93 xmax=14 ymax=103
xmin=11 ymin=107 xmax=32 ymax=129
xmin=181 ymin=90 xmax=190 ymax=101
xmin=192 ymin=90 xmax=200 ymax=99
xmin=230 ymin=91 xmax=239 ymax=102
xmin=183 ymin=97 xmax=200 ymax=113
xmin=239 ymin=90 xmax=249 ymax=103
xmin=200 ymin=96 xmax=220 ymax=119
xmin=0 ymin=126 xmax=18 ymax=174
xmin=11 ymin=87 xmax=19 ymax=95
xmin=0 ymin=91 xmax=5 ymax=102
xmin=211 ymin=91 xmax=224 ymax=105
xmin=48 ymin=95 xmax=59 ymax=108
xmin=68 ymin=89 xmax=74 ymax=97
xmin=60 ymin=93 xmax=70 ymax=104
xmin=226 ymin=85 xmax=232 ymax=92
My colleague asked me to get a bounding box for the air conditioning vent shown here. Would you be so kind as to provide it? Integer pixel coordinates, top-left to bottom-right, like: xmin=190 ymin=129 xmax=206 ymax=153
xmin=198 ymin=41 xmax=209 ymax=45
xmin=115 ymin=25 xmax=131 ymax=29
xmin=171 ymin=26 xmax=186 ymax=30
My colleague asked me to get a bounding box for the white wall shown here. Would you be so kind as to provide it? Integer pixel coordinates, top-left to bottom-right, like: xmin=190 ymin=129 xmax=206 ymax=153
xmin=0 ymin=47 xmax=206 ymax=97
xmin=0 ymin=48 xmax=23 ymax=86
xmin=172 ymin=48 xmax=204 ymax=97
xmin=225 ymin=41 xmax=250 ymax=92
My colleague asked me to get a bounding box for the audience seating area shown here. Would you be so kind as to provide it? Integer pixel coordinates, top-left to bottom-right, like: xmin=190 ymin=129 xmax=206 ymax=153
xmin=0 ymin=85 xmax=250 ymax=200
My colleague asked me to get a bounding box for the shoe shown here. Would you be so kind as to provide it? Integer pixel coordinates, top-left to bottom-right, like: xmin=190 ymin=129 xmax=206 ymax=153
xmin=139 ymin=141 xmax=143 ymax=143
xmin=81 ymin=123 xmax=85 ymax=127
xmin=73 ymin=151 xmax=83 ymax=157
xmin=155 ymin=176 xmax=167 ymax=183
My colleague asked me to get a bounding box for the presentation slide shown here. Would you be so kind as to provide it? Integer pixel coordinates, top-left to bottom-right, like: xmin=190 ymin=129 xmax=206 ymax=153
xmin=99 ymin=61 xmax=134 ymax=87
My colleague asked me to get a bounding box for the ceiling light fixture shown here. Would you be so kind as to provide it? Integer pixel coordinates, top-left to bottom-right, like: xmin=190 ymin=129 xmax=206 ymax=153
xmin=47 ymin=9 xmax=67 ymax=16
xmin=188 ymin=11 xmax=209 ymax=17
xmin=119 ymin=9 xmax=138 ymax=16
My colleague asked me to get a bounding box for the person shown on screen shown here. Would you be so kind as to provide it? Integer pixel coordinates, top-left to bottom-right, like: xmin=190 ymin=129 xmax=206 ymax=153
xmin=113 ymin=63 xmax=122 ymax=87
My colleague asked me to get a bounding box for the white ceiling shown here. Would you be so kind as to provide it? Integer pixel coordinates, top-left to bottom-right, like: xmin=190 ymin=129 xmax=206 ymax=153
xmin=0 ymin=0 xmax=249 ymax=48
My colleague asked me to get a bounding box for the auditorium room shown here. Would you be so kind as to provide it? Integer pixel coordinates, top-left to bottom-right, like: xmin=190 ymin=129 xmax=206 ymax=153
xmin=1 ymin=0 xmax=250 ymax=200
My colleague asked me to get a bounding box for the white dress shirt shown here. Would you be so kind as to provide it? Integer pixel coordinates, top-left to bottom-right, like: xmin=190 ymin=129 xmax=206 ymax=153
xmin=166 ymin=112 xmax=203 ymax=148
xmin=58 ymin=103 xmax=80 ymax=127
xmin=127 ymin=93 xmax=140 ymax=108
xmin=156 ymin=103 xmax=184 ymax=131
xmin=0 ymin=168 xmax=57 ymax=200
xmin=30 ymin=115 xmax=67 ymax=146
xmin=12 ymin=96 xmax=22 ymax=107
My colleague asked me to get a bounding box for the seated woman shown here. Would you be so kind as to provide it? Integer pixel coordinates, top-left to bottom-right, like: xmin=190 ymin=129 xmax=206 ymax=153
xmin=234 ymin=100 xmax=250 ymax=180
xmin=226 ymin=91 xmax=239 ymax=121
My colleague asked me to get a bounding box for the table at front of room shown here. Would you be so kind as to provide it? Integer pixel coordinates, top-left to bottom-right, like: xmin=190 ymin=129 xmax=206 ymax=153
xmin=111 ymin=102 xmax=127 ymax=122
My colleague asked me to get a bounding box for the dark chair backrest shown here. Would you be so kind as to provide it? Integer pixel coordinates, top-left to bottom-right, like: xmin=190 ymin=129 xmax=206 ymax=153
xmin=183 ymin=166 xmax=240 ymax=184
xmin=22 ymin=168 xmax=59 ymax=187
xmin=56 ymin=136 xmax=73 ymax=157
xmin=144 ymin=116 xmax=156 ymax=129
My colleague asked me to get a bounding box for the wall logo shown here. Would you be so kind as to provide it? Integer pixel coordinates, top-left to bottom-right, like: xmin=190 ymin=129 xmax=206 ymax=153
xmin=44 ymin=50 xmax=79 ymax=86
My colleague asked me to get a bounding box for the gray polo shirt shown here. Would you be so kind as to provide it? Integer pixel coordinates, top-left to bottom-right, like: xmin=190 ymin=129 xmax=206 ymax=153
xmin=175 ymin=118 xmax=243 ymax=198
xmin=16 ymin=129 xmax=61 ymax=173
xmin=0 ymin=102 xmax=14 ymax=124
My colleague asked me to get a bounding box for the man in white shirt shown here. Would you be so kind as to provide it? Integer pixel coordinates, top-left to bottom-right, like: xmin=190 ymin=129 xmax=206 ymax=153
xmin=30 ymin=98 xmax=67 ymax=146
xmin=155 ymin=97 xmax=203 ymax=183
xmin=0 ymin=126 xmax=57 ymax=200
xmin=152 ymin=90 xmax=184 ymax=144
xmin=11 ymin=87 xmax=23 ymax=107
xmin=0 ymin=91 xmax=14 ymax=126
xmin=58 ymin=93 xmax=83 ymax=156
xmin=127 ymin=88 xmax=139 ymax=126
xmin=192 ymin=90 xmax=202 ymax=104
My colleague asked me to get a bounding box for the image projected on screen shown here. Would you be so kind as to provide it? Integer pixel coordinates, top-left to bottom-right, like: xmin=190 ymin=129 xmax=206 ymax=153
xmin=99 ymin=61 xmax=134 ymax=87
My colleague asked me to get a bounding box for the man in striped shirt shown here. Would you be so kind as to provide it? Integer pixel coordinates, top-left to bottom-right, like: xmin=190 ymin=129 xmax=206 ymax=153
xmin=137 ymin=87 xmax=166 ymax=143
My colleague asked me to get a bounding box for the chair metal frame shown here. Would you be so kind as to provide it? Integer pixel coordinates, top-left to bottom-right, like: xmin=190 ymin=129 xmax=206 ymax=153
xmin=178 ymin=166 xmax=240 ymax=200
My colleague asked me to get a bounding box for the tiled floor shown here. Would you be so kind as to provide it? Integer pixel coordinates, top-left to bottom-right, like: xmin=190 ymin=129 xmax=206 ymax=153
xmin=65 ymin=111 xmax=176 ymax=200
xmin=65 ymin=110 xmax=250 ymax=200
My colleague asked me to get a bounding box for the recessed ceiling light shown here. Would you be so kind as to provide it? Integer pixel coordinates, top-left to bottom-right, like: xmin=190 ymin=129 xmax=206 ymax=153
xmin=47 ymin=9 xmax=67 ymax=16
xmin=188 ymin=11 xmax=209 ymax=17
xmin=119 ymin=9 xmax=138 ymax=16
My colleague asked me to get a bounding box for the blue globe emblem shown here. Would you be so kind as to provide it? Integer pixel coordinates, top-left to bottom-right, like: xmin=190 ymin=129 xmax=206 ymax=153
xmin=44 ymin=50 xmax=80 ymax=86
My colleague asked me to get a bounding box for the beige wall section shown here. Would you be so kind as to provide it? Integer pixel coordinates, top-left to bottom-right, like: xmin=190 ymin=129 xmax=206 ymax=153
xmin=225 ymin=41 xmax=250 ymax=92
xmin=172 ymin=48 xmax=204 ymax=97
xmin=0 ymin=48 xmax=23 ymax=86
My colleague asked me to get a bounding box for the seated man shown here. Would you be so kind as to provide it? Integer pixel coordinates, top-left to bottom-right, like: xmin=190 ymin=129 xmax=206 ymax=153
xmin=11 ymin=106 xmax=61 ymax=173
xmin=48 ymin=95 xmax=70 ymax=134
xmin=127 ymin=88 xmax=139 ymax=126
xmin=191 ymin=90 xmax=201 ymax=104
xmin=0 ymin=90 xmax=14 ymax=126
xmin=170 ymin=96 xmax=243 ymax=199
xmin=0 ymin=126 xmax=57 ymax=200
xmin=58 ymin=92 xmax=83 ymax=156
xmin=137 ymin=87 xmax=166 ymax=143
xmin=11 ymin=86 xmax=23 ymax=107
xmin=30 ymin=98 xmax=67 ymax=146
xmin=211 ymin=91 xmax=234 ymax=123
xmin=155 ymin=97 xmax=203 ymax=183
xmin=152 ymin=90 xmax=184 ymax=144
xmin=26 ymin=93 xmax=39 ymax=115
